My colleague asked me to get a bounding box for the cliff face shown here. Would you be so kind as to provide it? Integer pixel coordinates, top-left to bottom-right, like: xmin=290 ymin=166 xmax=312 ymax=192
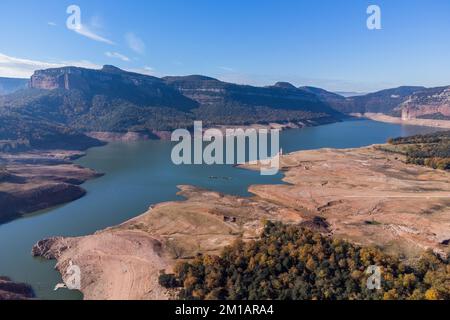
xmin=323 ymin=85 xmax=450 ymax=121
xmin=29 ymin=65 xmax=197 ymax=110
xmin=400 ymin=86 xmax=450 ymax=120
xmin=30 ymin=65 xmax=146 ymax=91
xmin=342 ymin=86 xmax=425 ymax=115
xmin=30 ymin=70 xmax=70 ymax=90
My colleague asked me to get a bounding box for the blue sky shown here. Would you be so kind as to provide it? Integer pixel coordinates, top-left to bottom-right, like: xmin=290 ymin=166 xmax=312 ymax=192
xmin=0 ymin=0 xmax=449 ymax=92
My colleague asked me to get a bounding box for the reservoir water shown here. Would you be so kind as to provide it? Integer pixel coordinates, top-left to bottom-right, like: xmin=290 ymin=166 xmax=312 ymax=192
xmin=0 ymin=119 xmax=440 ymax=299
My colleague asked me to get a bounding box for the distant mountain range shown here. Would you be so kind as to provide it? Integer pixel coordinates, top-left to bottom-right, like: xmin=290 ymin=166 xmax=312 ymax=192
xmin=301 ymin=85 xmax=450 ymax=119
xmin=334 ymin=91 xmax=367 ymax=98
xmin=0 ymin=65 xmax=449 ymax=151
xmin=0 ymin=77 xmax=28 ymax=95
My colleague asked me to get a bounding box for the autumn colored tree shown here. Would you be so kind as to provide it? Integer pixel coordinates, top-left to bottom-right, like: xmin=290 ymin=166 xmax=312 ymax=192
xmin=159 ymin=222 xmax=450 ymax=300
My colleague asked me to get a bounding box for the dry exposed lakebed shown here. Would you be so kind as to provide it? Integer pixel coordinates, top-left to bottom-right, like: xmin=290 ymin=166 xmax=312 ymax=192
xmin=33 ymin=145 xmax=450 ymax=300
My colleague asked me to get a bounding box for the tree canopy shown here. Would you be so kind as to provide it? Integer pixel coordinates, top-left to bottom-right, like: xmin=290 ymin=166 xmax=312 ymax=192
xmin=160 ymin=222 xmax=450 ymax=300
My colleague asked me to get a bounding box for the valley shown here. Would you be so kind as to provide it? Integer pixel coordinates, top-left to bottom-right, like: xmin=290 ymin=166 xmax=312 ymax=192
xmin=1 ymin=65 xmax=450 ymax=300
xmin=2 ymin=0 xmax=450 ymax=304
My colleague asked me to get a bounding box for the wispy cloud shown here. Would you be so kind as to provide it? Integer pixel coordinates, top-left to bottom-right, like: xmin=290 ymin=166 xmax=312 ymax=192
xmin=47 ymin=22 xmax=57 ymax=27
xmin=105 ymin=51 xmax=130 ymax=62
xmin=0 ymin=52 xmax=100 ymax=78
xmin=125 ymin=33 xmax=145 ymax=54
xmin=72 ymin=24 xmax=115 ymax=45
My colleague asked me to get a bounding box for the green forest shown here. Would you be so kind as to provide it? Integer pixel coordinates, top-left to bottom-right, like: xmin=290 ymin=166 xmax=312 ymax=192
xmin=159 ymin=222 xmax=450 ymax=300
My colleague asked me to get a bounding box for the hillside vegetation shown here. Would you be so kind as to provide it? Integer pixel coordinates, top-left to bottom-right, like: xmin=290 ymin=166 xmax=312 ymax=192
xmin=0 ymin=66 xmax=343 ymax=151
xmin=385 ymin=131 xmax=450 ymax=170
xmin=1 ymin=65 xmax=449 ymax=152
xmin=0 ymin=113 xmax=104 ymax=152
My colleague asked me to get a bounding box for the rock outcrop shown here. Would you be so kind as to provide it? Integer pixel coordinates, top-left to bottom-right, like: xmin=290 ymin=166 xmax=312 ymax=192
xmin=400 ymin=86 xmax=450 ymax=120
xmin=31 ymin=237 xmax=64 ymax=259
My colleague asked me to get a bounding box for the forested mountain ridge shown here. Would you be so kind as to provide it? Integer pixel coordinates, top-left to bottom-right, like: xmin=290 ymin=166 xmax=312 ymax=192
xmin=1 ymin=64 xmax=449 ymax=152
xmin=0 ymin=66 xmax=344 ymax=151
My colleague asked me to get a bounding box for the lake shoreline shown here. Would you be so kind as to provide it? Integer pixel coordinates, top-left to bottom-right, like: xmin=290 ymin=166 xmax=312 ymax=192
xmin=352 ymin=112 xmax=450 ymax=129
xmin=33 ymin=145 xmax=450 ymax=300
xmin=87 ymin=117 xmax=342 ymax=142
xmin=0 ymin=119 xmax=442 ymax=300
xmin=0 ymin=150 xmax=103 ymax=225
xmin=0 ymin=118 xmax=342 ymax=226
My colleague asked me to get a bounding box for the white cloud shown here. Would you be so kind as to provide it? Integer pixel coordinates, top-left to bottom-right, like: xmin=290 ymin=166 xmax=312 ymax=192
xmin=47 ymin=22 xmax=57 ymax=27
xmin=73 ymin=24 xmax=115 ymax=45
xmin=0 ymin=52 xmax=100 ymax=78
xmin=105 ymin=51 xmax=130 ymax=62
xmin=125 ymin=33 xmax=145 ymax=54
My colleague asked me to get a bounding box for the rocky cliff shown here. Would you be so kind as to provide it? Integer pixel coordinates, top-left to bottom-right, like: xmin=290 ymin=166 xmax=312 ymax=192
xmin=399 ymin=86 xmax=450 ymax=120
xmin=30 ymin=65 xmax=197 ymax=110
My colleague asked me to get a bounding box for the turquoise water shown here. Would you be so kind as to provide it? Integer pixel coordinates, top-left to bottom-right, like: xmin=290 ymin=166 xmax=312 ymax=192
xmin=0 ymin=120 xmax=440 ymax=299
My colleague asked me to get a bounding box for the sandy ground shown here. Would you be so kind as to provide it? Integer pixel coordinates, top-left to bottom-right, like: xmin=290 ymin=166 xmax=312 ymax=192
xmin=353 ymin=113 xmax=450 ymax=129
xmin=34 ymin=146 xmax=450 ymax=300
xmin=245 ymin=147 xmax=450 ymax=258
xmin=42 ymin=230 xmax=173 ymax=300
